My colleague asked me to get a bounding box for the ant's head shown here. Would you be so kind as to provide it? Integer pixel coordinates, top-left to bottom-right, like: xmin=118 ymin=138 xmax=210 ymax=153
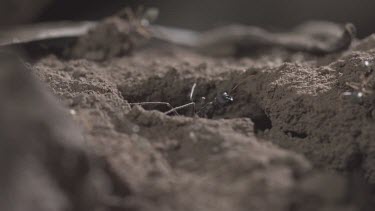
xmin=216 ymin=92 xmax=234 ymax=106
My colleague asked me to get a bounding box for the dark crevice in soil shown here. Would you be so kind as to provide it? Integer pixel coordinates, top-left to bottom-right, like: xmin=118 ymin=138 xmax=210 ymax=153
xmin=119 ymin=72 xmax=273 ymax=135
xmin=119 ymin=75 xmax=211 ymax=110
xmin=345 ymin=148 xmax=364 ymax=172
xmin=119 ymin=72 xmax=223 ymax=117
xmin=250 ymin=111 xmax=273 ymax=132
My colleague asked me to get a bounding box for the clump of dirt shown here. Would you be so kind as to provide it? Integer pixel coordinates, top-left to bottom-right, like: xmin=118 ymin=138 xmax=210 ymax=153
xmin=69 ymin=17 xmax=138 ymax=61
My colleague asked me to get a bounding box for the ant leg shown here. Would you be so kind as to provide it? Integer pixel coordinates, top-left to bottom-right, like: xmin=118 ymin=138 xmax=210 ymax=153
xmin=129 ymin=102 xmax=180 ymax=115
xmin=189 ymin=83 xmax=197 ymax=115
xmin=189 ymin=83 xmax=197 ymax=102
xmin=165 ymin=102 xmax=195 ymax=115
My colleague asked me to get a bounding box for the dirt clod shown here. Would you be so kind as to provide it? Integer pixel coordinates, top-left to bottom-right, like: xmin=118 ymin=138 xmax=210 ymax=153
xmin=69 ymin=17 xmax=136 ymax=61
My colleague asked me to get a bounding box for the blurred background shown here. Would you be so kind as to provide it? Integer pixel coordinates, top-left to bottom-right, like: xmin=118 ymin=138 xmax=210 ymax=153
xmin=1 ymin=0 xmax=375 ymax=38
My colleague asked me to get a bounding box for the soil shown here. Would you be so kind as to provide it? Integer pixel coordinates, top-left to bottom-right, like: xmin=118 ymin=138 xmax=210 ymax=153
xmin=5 ymin=22 xmax=375 ymax=210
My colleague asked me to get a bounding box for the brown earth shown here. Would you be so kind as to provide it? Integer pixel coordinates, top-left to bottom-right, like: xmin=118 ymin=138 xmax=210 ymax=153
xmin=5 ymin=26 xmax=375 ymax=210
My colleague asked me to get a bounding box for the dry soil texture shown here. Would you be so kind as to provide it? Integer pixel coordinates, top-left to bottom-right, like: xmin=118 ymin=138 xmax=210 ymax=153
xmin=29 ymin=34 xmax=375 ymax=210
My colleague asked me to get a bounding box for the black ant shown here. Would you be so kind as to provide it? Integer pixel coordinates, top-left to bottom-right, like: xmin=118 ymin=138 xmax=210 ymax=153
xmin=130 ymin=82 xmax=234 ymax=118
xmin=195 ymin=90 xmax=234 ymax=118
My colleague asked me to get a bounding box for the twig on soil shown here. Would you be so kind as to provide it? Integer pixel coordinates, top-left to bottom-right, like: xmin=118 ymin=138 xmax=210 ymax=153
xmin=0 ymin=7 xmax=157 ymax=46
xmin=0 ymin=11 xmax=356 ymax=55
xmin=151 ymin=22 xmax=356 ymax=55
xmin=0 ymin=21 xmax=96 ymax=46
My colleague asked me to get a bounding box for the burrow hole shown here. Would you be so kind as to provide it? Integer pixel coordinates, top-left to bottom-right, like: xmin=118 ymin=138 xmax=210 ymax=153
xmin=119 ymin=72 xmax=272 ymax=132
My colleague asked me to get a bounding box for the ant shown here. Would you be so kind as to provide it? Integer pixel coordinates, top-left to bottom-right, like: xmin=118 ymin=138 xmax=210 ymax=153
xmin=129 ymin=82 xmax=234 ymax=118
xmin=128 ymin=71 xmax=257 ymax=117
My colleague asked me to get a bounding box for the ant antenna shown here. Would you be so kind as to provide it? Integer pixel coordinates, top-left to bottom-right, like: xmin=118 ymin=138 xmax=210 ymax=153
xmin=165 ymin=82 xmax=197 ymax=115
xmin=189 ymin=83 xmax=197 ymax=114
xmin=190 ymin=83 xmax=197 ymax=102
xmin=229 ymin=70 xmax=258 ymax=94
xmin=131 ymin=83 xmax=198 ymax=116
